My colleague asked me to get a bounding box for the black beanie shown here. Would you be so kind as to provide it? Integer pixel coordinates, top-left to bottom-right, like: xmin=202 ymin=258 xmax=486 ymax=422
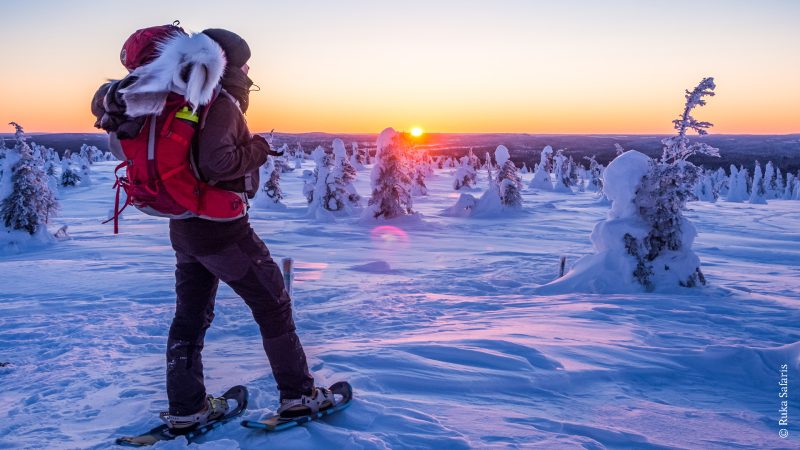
xmin=202 ymin=28 xmax=251 ymax=68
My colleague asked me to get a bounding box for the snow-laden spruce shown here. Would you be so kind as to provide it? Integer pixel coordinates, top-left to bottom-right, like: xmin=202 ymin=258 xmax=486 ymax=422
xmin=494 ymin=145 xmax=522 ymax=208
xmin=306 ymin=141 xmax=362 ymax=220
xmin=255 ymin=156 xmax=287 ymax=210
xmin=749 ymin=161 xmax=768 ymax=205
xmin=443 ymin=145 xmax=522 ymax=217
xmin=362 ymin=128 xmax=415 ymax=220
xmin=542 ymin=77 xmax=719 ymax=293
xmin=452 ymin=155 xmax=477 ymax=190
xmin=529 ymin=145 xmax=554 ymax=190
xmin=552 ymin=149 xmax=574 ymax=194
xmin=583 ymin=155 xmax=604 ymax=196
xmin=1 ymin=123 xmax=58 ymax=252
xmin=331 ymin=138 xmax=362 ymax=209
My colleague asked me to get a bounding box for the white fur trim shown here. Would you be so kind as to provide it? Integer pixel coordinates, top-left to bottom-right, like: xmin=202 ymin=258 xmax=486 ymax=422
xmin=120 ymin=33 xmax=226 ymax=117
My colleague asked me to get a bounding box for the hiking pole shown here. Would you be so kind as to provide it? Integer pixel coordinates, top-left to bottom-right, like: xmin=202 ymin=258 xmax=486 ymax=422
xmin=559 ymin=256 xmax=567 ymax=278
xmin=282 ymin=257 xmax=294 ymax=296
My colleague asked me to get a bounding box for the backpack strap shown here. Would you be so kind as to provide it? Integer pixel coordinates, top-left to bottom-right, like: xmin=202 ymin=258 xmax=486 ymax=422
xmin=191 ymin=85 xmax=223 ymax=184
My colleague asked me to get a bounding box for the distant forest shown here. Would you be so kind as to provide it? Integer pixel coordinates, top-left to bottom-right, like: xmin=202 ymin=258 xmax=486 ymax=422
xmin=4 ymin=132 xmax=799 ymax=173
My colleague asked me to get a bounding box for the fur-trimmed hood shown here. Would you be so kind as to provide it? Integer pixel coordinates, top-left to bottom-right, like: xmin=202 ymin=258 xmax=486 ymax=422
xmin=119 ymin=32 xmax=226 ymax=117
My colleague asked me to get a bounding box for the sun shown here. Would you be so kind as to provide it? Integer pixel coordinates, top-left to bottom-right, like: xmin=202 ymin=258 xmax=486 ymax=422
xmin=410 ymin=127 xmax=424 ymax=137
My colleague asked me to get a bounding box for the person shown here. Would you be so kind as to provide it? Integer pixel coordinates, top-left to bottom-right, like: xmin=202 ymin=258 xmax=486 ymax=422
xmin=92 ymin=27 xmax=334 ymax=429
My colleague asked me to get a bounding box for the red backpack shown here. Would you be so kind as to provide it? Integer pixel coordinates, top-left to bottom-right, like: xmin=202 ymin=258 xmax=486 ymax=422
xmin=106 ymin=24 xmax=247 ymax=233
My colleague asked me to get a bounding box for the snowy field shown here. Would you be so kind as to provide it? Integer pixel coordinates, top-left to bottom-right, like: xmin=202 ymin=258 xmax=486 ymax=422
xmin=1 ymin=159 xmax=799 ymax=450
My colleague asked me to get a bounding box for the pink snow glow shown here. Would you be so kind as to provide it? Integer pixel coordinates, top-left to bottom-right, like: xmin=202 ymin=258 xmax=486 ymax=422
xmin=370 ymin=225 xmax=410 ymax=248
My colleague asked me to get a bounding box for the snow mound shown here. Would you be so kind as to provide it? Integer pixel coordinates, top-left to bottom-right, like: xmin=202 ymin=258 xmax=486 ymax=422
xmin=349 ymin=260 xmax=393 ymax=273
xmin=494 ymin=145 xmax=510 ymax=166
xmin=603 ymin=150 xmax=651 ymax=219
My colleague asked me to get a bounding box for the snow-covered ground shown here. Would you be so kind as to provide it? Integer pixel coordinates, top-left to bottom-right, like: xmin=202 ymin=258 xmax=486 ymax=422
xmin=1 ymin=160 xmax=798 ymax=449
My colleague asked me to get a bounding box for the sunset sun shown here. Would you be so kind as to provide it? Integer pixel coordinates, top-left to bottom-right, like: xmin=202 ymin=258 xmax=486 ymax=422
xmin=410 ymin=127 xmax=424 ymax=137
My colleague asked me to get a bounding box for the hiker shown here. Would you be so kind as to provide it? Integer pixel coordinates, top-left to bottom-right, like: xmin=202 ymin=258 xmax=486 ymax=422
xmin=92 ymin=25 xmax=334 ymax=429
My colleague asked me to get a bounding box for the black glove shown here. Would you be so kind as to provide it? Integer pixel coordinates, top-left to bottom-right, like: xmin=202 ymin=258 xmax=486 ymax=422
xmin=252 ymin=134 xmax=284 ymax=157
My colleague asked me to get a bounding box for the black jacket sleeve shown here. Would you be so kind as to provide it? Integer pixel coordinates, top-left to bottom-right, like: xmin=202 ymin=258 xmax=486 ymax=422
xmin=197 ymin=97 xmax=268 ymax=182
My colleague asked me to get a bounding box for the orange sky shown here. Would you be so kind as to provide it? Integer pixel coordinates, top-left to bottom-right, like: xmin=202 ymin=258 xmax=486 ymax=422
xmin=1 ymin=0 xmax=798 ymax=134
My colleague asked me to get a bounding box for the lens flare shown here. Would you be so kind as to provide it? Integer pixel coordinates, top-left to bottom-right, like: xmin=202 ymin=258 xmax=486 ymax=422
xmin=370 ymin=225 xmax=410 ymax=248
xmin=410 ymin=127 xmax=424 ymax=137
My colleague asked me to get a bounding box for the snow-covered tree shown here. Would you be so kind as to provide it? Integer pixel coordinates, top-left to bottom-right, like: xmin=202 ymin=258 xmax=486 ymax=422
xmin=331 ymin=138 xmax=362 ymax=209
xmin=60 ymin=159 xmax=80 ymax=187
xmin=257 ymin=156 xmax=285 ymax=208
xmin=301 ymin=169 xmax=315 ymax=204
xmin=749 ymin=161 xmax=768 ymax=204
xmin=350 ymin=142 xmax=365 ymax=170
xmin=545 ymin=77 xmax=718 ymax=293
xmin=306 ymin=146 xmax=339 ymax=219
xmin=466 ymin=148 xmax=480 ymax=170
xmin=693 ymin=168 xmax=717 ymax=202
xmin=79 ymin=156 xmax=92 ymax=187
xmin=364 ymin=128 xmax=413 ymax=220
xmin=552 ymin=149 xmax=573 ymax=193
xmin=520 ymin=162 xmax=529 ymax=174
xmin=453 ymin=156 xmax=477 ymax=190
xmin=783 ymin=173 xmax=796 ymax=200
xmin=583 ymin=155 xmax=604 ymax=194
xmin=763 ymin=161 xmax=777 ymax=198
xmin=774 ymin=167 xmax=784 ymax=199
xmin=726 ymin=165 xmax=747 ymax=202
xmin=1 ymin=122 xmax=58 ymax=235
xmin=494 ymin=145 xmax=522 ymax=208
xmin=529 ymin=145 xmax=554 ymax=190
xmin=482 ymin=151 xmax=493 ymax=172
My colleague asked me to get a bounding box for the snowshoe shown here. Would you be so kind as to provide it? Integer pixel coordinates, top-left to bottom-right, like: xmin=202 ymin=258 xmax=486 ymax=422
xmin=241 ymin=381 xmax=352 ymax=432
xmin=115 ymin=385 xmax=248 ymax=447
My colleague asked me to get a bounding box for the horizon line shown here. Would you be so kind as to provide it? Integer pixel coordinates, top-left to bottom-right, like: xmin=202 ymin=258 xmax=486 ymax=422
xmin=4 ymin=131 xmax=800 ymax=137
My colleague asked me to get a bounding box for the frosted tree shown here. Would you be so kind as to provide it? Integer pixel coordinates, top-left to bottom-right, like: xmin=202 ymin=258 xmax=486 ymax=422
xmin=693 ymin=168 xmax=717 ymax=202
xmin=466 ymin=148 xmax=480 ymax=170
xmin=529 ymin=145 xmax=554 ymax=190
xmin=1 ymin=123 xmax=58 ymax=235
xmin=482 ymin=151 xmax=493 ymax=172
xmin=784 ymin=173 xmax=797 ymax=200
xmin=520 ymin=162 xmax=529 ymax=174
xmin=749 ymin=161 xmax=768 ymax=204
xmin=453 ymin=156 xmax=477 ymax=190
xmin=774 ymin=167 xmax=784 ymax=199
xmin=79 ymin=156 xmax=92 ymax=187
xmin=552 ymin=149 xmax=573 ymax=193
xmin=726 ymin=165 xmax=745 ymax=202
xmin=332 ymin=138 xmax=362 ymax=209
xmin=763 ymin=161 xmax=777 ymax=198
xmin=410 ymin=160 xmax=428 ymax=196
xmin=301 ymin=169 xmax=315 ymax=204
xmin=567 ymin=156 xmax=580 ymax=188
xmin=364 ymin=128 xmax=413 ymax=220
xmin=583 ymin=155 xmax=604 ymax=194
xmin=349 ymin=142 xmax=365 ymax=170
xmin=258 ymin=156 xmax=285 ymax=208
xmin=632 ymin=77 xmax=719 ymax=287
xmin=60 ymin=159 xmax=80 ymax=187
xmin=545 ymin=78 xmax=719 ymax=292
xmin=713 ymin=167 xmax=728 ymax=196
xmin=494 ymin=145 xmax=522 ymax=208
xmin=306 ymin=146 xmax=345 ymax=219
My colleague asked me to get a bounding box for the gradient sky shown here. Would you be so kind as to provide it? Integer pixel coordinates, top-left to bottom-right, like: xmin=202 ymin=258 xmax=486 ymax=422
xmin=1 ymin=0 xmax=798 ymax=134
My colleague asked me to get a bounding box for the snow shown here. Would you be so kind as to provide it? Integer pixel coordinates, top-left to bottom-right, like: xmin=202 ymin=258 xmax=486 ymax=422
xmin=494 ymin=145 xmax=509 ymax=166
xmin=1 ymin=160 xmax=799 ymax=449
xmin=602 ymin=149 xmax=650 ymax=219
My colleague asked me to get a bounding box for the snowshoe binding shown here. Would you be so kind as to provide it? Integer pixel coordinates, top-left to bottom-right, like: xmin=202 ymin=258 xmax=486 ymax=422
xmin=241 ymin=381 xmax=352 ymax=432
xmin=115 ymin=385 xmax=248 ymax=447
